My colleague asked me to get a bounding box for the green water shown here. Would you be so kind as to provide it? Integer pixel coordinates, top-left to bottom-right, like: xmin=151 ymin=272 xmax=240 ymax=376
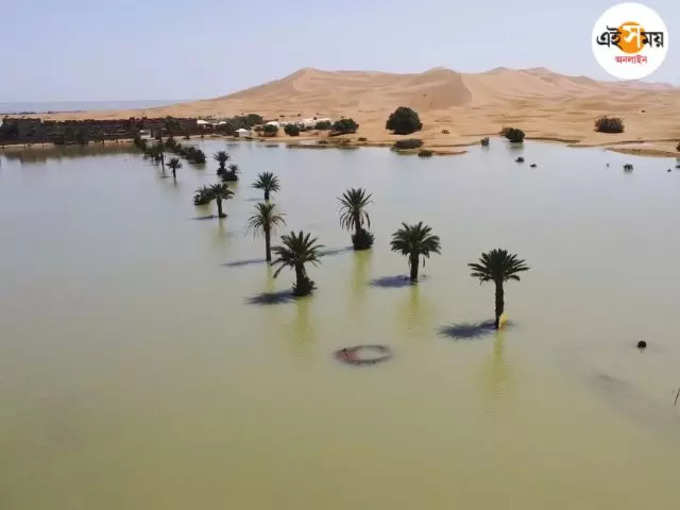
xmin=1 ymin=140 xmax=679 ymax=509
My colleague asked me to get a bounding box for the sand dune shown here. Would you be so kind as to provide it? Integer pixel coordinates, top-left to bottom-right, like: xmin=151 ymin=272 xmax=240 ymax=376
xmin=37 ymin=67 xmax=680 ymax=155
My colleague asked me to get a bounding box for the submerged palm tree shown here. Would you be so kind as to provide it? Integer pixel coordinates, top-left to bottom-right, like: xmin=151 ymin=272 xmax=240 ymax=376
xmin=252 ymin=172 xmax=280 ymax=200
xmin=193 ymin=185 xmax=213 ymax=205
xmin=167 ymin=157 xmax=182 ymax=180
xmin=208 ymin=183 xmax=234 ymax=218
xmin=214 ymin=151 xmax=230 ymax=175
xmin=338 ymin=187 xmax=374 ymax=250
xmin=222 ymin=164 xmax=239 ymax=182
xmin=248 ymin=202 xmax=286 ymax=262
xmin=468 ymin=249 xmax=530 ymax=329
xmin=390 ymin=222 xmax=441 ymax=282
xmin=272 ymin=231 xmax=324 ymax=296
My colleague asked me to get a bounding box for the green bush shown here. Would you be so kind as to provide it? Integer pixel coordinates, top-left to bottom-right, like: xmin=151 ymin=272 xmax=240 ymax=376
xmin=314 ymin=120 xmax=332 ymax=130
xmin=262 ymin=124 xmax=279 ymax=137
xmin=331 ymin=118 xmax=358 ymax=135
xmin=502 ymin=127 xmax=525 ymax=143
xmin=418 ymin=149 xmax=433 ymax=157
xmin=393 ymin=139 xmax=423 ymax=150
xmin=284 ymin=124 xmax=300 ymax=136
xmin=386 ymin=106 xmax=422 ymax=135
xmin=480 ymin=137 xmax=490 ymax=146
xmin=594 ymin=116 xmax=624 ymax=133
xmin=352 ymin=228 xmax=374 ymax=250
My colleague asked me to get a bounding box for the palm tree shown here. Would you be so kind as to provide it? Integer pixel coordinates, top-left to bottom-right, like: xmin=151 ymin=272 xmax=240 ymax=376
xmin=208 ymin=183 xmax=234 ymax=218
xmin=272 ymin=231 xmax=324 ymax=296
xmin=248 ymin=202 xmax=286 ymax=263
xmin=167 ymin=157 xmax=182 ymax=180
xmin=339 ymin=187 xmax=374 ymax=250
xmin=252 ymin=172 xmax=280 ymax=201
xmin=468 ymin=249 xmax=530 ymax=329
xmin=390 ymin=222 xmax=441 ymax=282
xmin=214 ymin=151 xmax=230 ymax=175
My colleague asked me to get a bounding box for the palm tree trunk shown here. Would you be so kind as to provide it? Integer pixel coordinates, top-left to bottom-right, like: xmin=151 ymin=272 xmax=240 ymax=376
xmin=294 ymin=263 xmax=306 ymax=295
xmin=265 ymin=227 xmax=271 ymax=262
xmin=494 ymin=280 xmax=505 ymax=329
xmin=216 ymin=198 xmax=224 ymax=218
xmin=264 ymin=190 xmax=270 ymax=201
xmin=172 ymin=168 xmax=176 ymax=179
xmin=410 ymin=254 xmax=419 ymax=282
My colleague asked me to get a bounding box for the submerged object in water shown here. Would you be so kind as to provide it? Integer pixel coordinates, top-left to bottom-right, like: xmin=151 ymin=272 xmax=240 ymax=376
xmin=637 ymin=340 xmax=647 ymax=349
xmin=335 ymin=345 xmax=392 ymax=366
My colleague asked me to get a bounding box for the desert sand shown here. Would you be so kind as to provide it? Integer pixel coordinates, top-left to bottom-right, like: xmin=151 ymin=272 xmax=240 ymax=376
xmin=34 ymin=67 xmax=680 ymax=156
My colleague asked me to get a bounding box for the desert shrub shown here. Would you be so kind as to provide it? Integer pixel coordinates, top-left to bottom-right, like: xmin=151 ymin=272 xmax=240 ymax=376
xmin=675 ymin=142 xmax=679 ymax=152
xmin=595 ymin=116 xmax=624 ymax=133
xmin=393 ymin=139 xmax=423 ymax=150
xmin=358 ymin=137 xmax=367 ymax=142
xmin=331 ymin=118 xmax=359 ymax=135
xmin=480 ymin=137 xmax=490 ymax=146
xmin=262 ymin=124 xmax=279 ymax=137
xmin=193 ymin=186 xmax=213 ymax=205
xmin=284 ymin=124 xmax=300 ymax=136
xmin=515 ymin=156 xmax=525 ymax=163
xmin=216 ymin=122 xmax=236 ymax=135
xmin=503 ymin=127 xmax=525 ymax=143
xmin=315 ymin=120 xmax=332 ymax=130
xmin=418 ymin=149 xmax=433 ymax=157
xmin=623 ymin=163 xmax=634 ymax=172
xmin=352 ymin=228 xmax=374 ymax=250
xmin=441 ymin=129 xmax=450 ymax=134
xmin=386 ymin=106 xmax=422 ymax=135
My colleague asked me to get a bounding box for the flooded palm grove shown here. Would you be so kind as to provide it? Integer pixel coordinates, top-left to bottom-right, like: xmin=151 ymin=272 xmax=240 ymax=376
xmin=1 ymin=138 xmax=680 ymax=509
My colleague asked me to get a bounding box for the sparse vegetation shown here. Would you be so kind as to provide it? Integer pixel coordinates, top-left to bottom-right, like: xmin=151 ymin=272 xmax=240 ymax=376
xmin=481 ymin=137 xmax=489 ymax=146
xmin=386 ymin=106 xmax=423 ymax=135
xmin=418 ymin=149 xmax=433 ymax=157
xmin=393 ymin=139 xmax=423 ymax=150
xmin=594 ymin=116 xmax=624 ymax=133
xmin=502 ymin=127 xmax=525 ymax=143
xmin=331 ymin=118 xmax=359 ymax=135
xmin=442 ymin=129 xmax=450 ymax=134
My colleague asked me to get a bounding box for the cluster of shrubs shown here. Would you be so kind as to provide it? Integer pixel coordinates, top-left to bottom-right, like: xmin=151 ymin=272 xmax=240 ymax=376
xmin=163 ymin=136 xmax=206 ymax=164
xmin=193 ymin=186 xmax=214 ymax=205
xmin=417 ymin=149 xmax=433 ymax=157
xmin=393 ymin=139 xmax=423 ymax=150
xmin=386 ymin=107 xmax=422 ymax=135
xmin=330 ymin=118 xmax=359 ymax=135
xmin=594 ymin=116 xmax=624 ymax=133
xmin=314 ymin=120 xmax=332 ymax=130
xmin=261 ymin=124 xmax=279 ymax=137
xmin=501 ymin=127 xmax=525 ymax=143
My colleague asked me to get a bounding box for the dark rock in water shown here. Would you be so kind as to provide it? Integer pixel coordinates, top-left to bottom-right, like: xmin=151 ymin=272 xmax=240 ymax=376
xmin=530 ymin=163 xmax=537 ymax=168
xmin=515 ymin=157 xmax=524 ymax=163
xmin=637 ymin=340 xmax=647 ymax=349
xmin=606 ymin=163 xmax=610 ymax=167
xmin=667 ymin=168 xmax=672 ymax=173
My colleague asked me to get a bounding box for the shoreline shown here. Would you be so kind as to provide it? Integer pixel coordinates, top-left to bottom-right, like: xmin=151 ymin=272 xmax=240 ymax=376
xmin=2 ymin=131 xmax=679 ymax=160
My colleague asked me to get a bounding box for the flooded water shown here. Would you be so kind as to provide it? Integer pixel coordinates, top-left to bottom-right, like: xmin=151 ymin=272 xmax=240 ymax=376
xmin=1 ymin=139 xmax=679 ymax=509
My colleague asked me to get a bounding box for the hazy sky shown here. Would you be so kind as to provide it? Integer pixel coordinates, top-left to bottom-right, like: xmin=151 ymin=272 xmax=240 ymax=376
xmin=2 ymin=0 xmax=677 ymax=101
